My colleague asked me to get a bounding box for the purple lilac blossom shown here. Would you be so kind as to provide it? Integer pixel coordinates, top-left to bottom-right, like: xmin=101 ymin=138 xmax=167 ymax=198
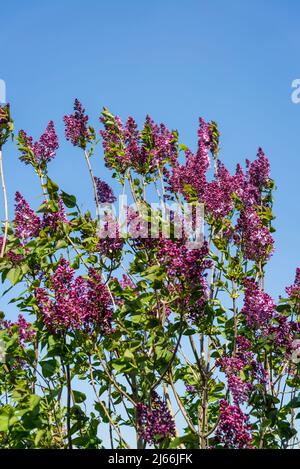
xmin=63 ymin=99 xmax=90 ymax=149
xmin=14 ymin=192 xmax=41 ymax=241
xmin=35 ymin=259 xmax=113 ymax=334
xmin=19 ymin=121 xmax=59 ymax=167
xmin=137 ymin=392 xmax=176 ymax=444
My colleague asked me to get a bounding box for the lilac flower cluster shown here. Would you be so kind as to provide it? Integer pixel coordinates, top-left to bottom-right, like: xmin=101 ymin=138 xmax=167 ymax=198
xmin=217 ymin=334 xmax=270 ymax=405
xmin=18 ymin=121 xmax=59 ymax=168
xmin=217 ymin=355 xmax=252 ymax=405
xmin=119 ymin=274 xmax=135 ymax=290
xmin=138 ymin=115 xmax=178 ymax=172
xmin=158 ymin=239 xmax=211 ymax=282
xmin=235 ymin=207 xmax=274 ymax=262
xmin=14 ymin=192 xmax=41 ymax=241
xmin=63 ymin=99 xmax=91 ymax=149
xmin=97 ymin=215 xmax=124 ymax=257
xmin=215 ymin=399 xmax=253 ymax=449
xmin=157 ymin=239 xmax=212 ymax=322
xmin=168 ymin=134 xmax=274 ymax=263
xmin=0 ymin=236 xmax=24 ymax=264
xmin=169 ymin=118 xmax=212 ymax=201
xmin=286 ymin=268 xmax=300 ymax=301
xmin=227 ymin=375 xmax=252 ymax=405
xmin=100 ymin=110 xmax=177 ymax=174
xmin=234 ymin=147 xmax=270 ymax=206
xmin=246 ymin=147 xmax=270 ymax=189
xmin=95 ymin=177 xmax=116 ymax=204
xmin=265 ymin=315 xmax=299 ymax=354
xmin=137 ymin=392 xmax=176 ymax=444
xmin=100 ymin=112 xmax=131 ymax=173
xmin=204 ymin=162 xmax=236 ymax=219
xmin=241 ymin=279 xmax=275 ymax=330
xmin=196 ymin=117 xmax=212 ymax=166
xmin=233 ymin=164 xmax=261 ymax=207
xmin=1 ymin=314 xmax=36 ymax=346
xmin=35 ymin=259 xmax=113 ymax=334
xmin=14 ymin=192 xmax=68 ymax=242
xmin=41 ymin=198 xmax=68 ymax=230
xmin=185 ymin=383 xmax=196 ymax=393
xmin=126 ymin=206 xmax=154 ymax=247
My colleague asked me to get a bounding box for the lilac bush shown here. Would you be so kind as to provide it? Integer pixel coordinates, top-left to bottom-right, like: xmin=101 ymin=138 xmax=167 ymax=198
xmin=0 ymin=100 xmax=299 ymax=449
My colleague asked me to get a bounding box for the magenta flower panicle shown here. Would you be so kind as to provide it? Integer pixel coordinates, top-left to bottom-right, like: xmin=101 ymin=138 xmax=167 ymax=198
xmin=1 ymin=314 xmax=36 ymax=346
xmin=137 ymin=392 xmax=176 ymax=444
xmin=241 ymin=278 xmax=275 ymax=330
xmin=215 ymin=399 xmax=253 ymax=449
xmin=100 ymin=108 xmax=177 ymax=175
xmin=42 ymin=198 xmax=69 ymax=230
xmin=63 ymin=99 xmax=93 ymax=149
xmin=18 ymin=121 xmax=59 ymax=169
xmin=95 ymin=177 xmax=116 ymax=204
xmin=35 ymin=259 xmax=113 ymax=334
xmin=235 ymin=207 xmax=274 ymax=262
xmin=14 ymin=191 xmax=41 ymax=241
xmin=286 ymin=268 xmax=300 ymax=301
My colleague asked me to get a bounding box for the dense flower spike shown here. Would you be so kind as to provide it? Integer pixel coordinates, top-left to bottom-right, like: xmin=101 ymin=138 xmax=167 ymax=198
xmin=63 ymin=99 xmax=92 ymax=149
xmin=168 ymin=118 xmax=212 ymax=200
xmin=96 ymin=214 xmax=124 ymax=257
xmin=1 ymin=314 xmax=36 ymax=346
xmin=14 ymin=191 xmax=41 ymax=241
xmin=235 ymin=206 xmax=274 ymax=262
xmin=158 ymin=238 xmax=211 ymax=282
xmin=137 ymin=392 xmax=176 ymax=443
xmin=246 ymin=147 xmax=270 ymax=189
xmin=265 ymin=314 xmax=298 ymax=353
xmin=138 ymin=115 xmax=177 ymax=172
xmin=196 ymin=117 xmax=212 ymax=166
xmin=94 ymin=177 xmax=116 ymax=204
xmin=215 ymin=400 xmax=253 ymax=449
xmin=286 ymin=268 xmax=300 ymax=301
xmin=18 ymin=121 xmax=59 ymax=168
xmin=119 ymin=274 xmax=135 ymax=290
xmin=241 ymin=279 xmax=275 ymax=329
xmin=100 ymin=108 xmax=177 ymax=174
xmin=42 ymin=198 xmax=68 ymax=230
xmin=157 ymin=238 xmax=211 ymax=322
xmin=100 ymin=110 xmax=130 ymax=173
xmin=233 ymin=163 xmax=260 ymax=207
xmin=204 ymin=161 xmax=235 ymax=219
xmin=217 ymin=336 xmax=268 ymax=405
xmin=217 ymin=355 xmax=251 ymax=405
xmin=35 ymin=259 xmax=113 ymax=334
xmin=0 ymin=236 xmax=24 ymax=264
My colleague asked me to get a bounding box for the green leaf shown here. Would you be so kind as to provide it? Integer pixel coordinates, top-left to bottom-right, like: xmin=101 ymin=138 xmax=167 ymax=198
xmin=46 ymin=177 xmax=59 ymax=195
xmin=0 ymin=413 xmax=9 ymax=432
xmin=287 ymin=395 xmax=300 ymax=409
xmin=28 ymin=395 xmax=40 ymax=411
xmin=35 ymin=429 xmax=45 ymax=446
xmin=61 ymin=191 xmax=77 ymax=208
xmin=6 ymin=266 xmax=22 ymax=285
xmin=41 ymin=359 xmax=59 ymax=378
xmin=73 ymin=390 xmax=86 ymax=404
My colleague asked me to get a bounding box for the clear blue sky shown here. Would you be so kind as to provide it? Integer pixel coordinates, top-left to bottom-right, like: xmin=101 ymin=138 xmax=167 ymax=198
xmin=1 ymin=0 xmax=300 ymax=303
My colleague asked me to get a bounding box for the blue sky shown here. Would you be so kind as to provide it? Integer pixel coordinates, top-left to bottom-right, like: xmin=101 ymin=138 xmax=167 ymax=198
xmin=1 ymin=0 xmax=300 ymax=303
